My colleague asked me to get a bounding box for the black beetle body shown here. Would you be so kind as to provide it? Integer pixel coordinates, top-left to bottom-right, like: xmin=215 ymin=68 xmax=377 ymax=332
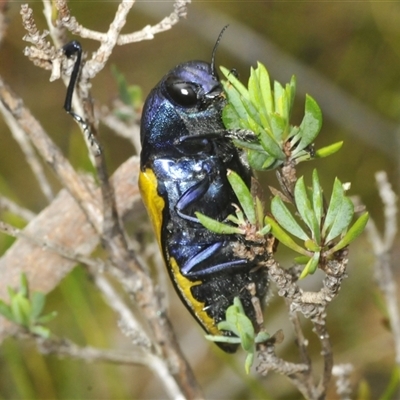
xmin=139 ymin=60 xmax=268 ymax=352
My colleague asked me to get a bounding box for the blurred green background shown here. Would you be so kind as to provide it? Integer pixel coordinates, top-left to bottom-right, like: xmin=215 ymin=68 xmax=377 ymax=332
xmin=0 ymin=1 xmax=399 ymax=399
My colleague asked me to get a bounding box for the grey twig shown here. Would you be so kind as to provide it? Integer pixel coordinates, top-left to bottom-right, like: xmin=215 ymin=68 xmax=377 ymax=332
xmin=0 ymin=196 xmax=36 ymax=222
xmin=332 ymin=364 xmax=354 ymax=400
xmin=365 ymin=171 xmax=400 ymax=366
xmin=0 ymin=100 xmax=54 ymax=202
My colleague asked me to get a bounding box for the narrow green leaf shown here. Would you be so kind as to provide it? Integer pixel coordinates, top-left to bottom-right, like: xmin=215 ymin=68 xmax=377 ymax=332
xmin=7 ymin=286 xmax=16 ymax=299
xmin=324 ymin=197 xmax=354 ymax=244
xmin=222 ymin=104 xmax=240 ymax=129
xmin=227 ymin=170 xmax=256 ymax=224
xmin=30 ymin=325 xmax=51 ymax=339
xmin=312 ymin=169 xmax=323 ymax=227
xmin=20 ymin=273 xmax=29 ymax=298
xmin=294 ymin=177 xmax=320 ymax=243
xmin=256 ymin=61 xmax=274 ymax=115
xmin=248 ymin=66 xmax=270 ymax=130
xmin=223 ymin=84 xmax=248 ymax=122
xmin=221 ymin=66 xmax=249 ymax=99
xmin=294 ymin=255 xmax=311 ymax=265
xmin=299 ymin=252 xmax=320 ymax=279
xmin=195 ymin=212 xmax=243 ymax=235
xmin=111 ymin=65 xmax=132 ymax=106
xmin=0 ymin=300 xmax=13 ymax=321
xmin=255 ymin=331 xmax=270 ymax=344
xmin=328 ymin=212 xmax=369 ymax=254
xmin=255 ymin=196 xmax=264 ymax=227
xmin=36 ymin=311 xmax=58 ymax=324
xmin=273 ymin=80 xmax=285 ymax=117
xmin=245 ymin=352 xmax=255 ymax=375
xmin=322 ymin=178 xmax=344 ymax=237
xmin=304 ymin=239 xmax=321 ymax=252
xmin=270 ymin=113 xmax=286 ymax=142
xmin=11 ymin=294 xmax=30 ymax=326
xmin=271 ymin=196 xmax=309 ymax=240
xmin=258 ymin=224 xmax=271 ymax=236
xmin=233 ymin=296 xmax=246 ymax=315
xmin=30 ymin=292 xmax=46 ymax=320
xmin=286 ymin=75 xmax=297 ymax=119
xmin=314 ymin=141 xmax=343 ymax=158
xmin=258 ymin=126 xmax=285 ymax=160
xmin=294 ymin=95 xmax=322 ymax=153
xmin=265 ymin=216 xmax=310 ymax=256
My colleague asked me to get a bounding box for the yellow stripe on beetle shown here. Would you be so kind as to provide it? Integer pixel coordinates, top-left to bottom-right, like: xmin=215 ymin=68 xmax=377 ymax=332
xmin=138 ymin=169 xmax=165 ymax=250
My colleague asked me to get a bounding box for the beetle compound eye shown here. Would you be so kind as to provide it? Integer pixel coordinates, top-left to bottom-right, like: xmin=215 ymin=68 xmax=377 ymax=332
xmin=164 ymin=76 xmax=199 ymax=108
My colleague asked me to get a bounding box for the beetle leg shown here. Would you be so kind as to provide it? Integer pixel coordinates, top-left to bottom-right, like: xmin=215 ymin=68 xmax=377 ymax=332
xmin=175 ymin=175 xmax=210 ymax=222
xmin=62 ymin=41 xmax=101 ymax=154
xmin=181 ymin=242 xmax=248 ymax=277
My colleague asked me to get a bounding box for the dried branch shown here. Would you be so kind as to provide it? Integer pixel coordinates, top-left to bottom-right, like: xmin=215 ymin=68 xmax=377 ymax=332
xmin=0 ymin=196 xmax=36 ymax=222
xmin=55 ymin=0 xmax=190 ymax=46
xmin=99 ymin=105 xmax=141 ymax=151
xmin=0 ymin=155 xmax=141 ymax=342
xmin=259 ymin=245 xmax=349 ymax=399
xmin=365 ymin=171 xmax=400 ymax=366
xmin=0 ymin=100 xmax=54 ymax=202
xmin=37 ymin=335 xmax=151 ymax=366
xmin=0 ymin=75 xmax=102 ymax=231
xmin=332 ymin=364 xmax=354 ymax=400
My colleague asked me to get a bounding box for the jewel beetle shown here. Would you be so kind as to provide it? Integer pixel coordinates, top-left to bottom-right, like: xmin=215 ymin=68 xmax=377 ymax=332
xmin=139 ymin=30 xmax=269 ymax=353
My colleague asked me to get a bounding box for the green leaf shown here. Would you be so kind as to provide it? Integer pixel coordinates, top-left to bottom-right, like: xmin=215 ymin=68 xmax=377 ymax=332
xmin=30 ymin=325 xmax=51 ymax=339
xmin=30 ymin=292 xmax=46 ymax=321
xmin=299 ymin=251 xmax=320 ymax=279
xmin=221 ymin=66 xmax=249 ymax=99
xmin=255 ymin=331 xmax=270 ymax=343
xmin=20 ymin=273 xmax=29 ymax=298
xmin=273 ymin=80 xmax=285 ymax=117
xmin=312 ymin=169 xmax=323 ymax=227
xmin=324 ymin=196 xmax=354 ymax=244
xmin=11 ymin=294 xmax=31 ymax=326
xmin=223 ymin=84 xmax=248 ymax=122
xmin=293 ymin=95 xmax=322 ymax=153
xmin=265 ymin=216 xmax=310 ymax=256
xmin=227 ymin=170 xmax=256 ymax=224
xmin=255 ymin=196 xmax=264 ymax=227
xmin=195 ymin=212 xmax=243 ymax=235
xmin=111 ymin=65 xmax=132 ymax=106
xmin=294 ymin=255 xmax=311 ymax=264
xmin=294 ymin=177 xmax=320 ymax=243
xmin=304 ymin=239 xmax=321 ymax=252
xmin=7 ymin=286 xmax=16 ymax=300
xmin=270 ymin=113 xmax=286 ymax=142
xmin=271 ymin=196 xmax=309 ymax=240
xmin=258 ymin=127 xmax=285 ymax=160
xmin=245 ymin=352 xmax=255 ymax=375
xmin=0 ymin=300 xmax=13 ymax=321
xmin=314 ymin=141 xmax=343 ymax=158
xmin=322 ymin=178 xmax=344 ymax=237
xmin=248 ymin=66 xmax=270 ymax=130
xmin=258 ymin=224 xmax=271 ymax=236
xmin=256 ymin=62 xmax=274 ymax=117
xmin=36 ymin=311 xmax=58 ymax=324
xmin=329 ymin=212 xmax=369 ymax=254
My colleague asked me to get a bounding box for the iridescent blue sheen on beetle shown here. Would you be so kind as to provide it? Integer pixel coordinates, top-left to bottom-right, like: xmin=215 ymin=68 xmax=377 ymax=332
xmin=139 ymin=57 xmax=268 ymax=353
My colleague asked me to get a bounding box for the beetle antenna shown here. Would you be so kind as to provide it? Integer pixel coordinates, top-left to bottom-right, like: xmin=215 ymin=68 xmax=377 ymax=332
xmin=62 ymin=41 xmax=101 ymax=155
xmin=211 ymin=25 xmax=229 ymax=78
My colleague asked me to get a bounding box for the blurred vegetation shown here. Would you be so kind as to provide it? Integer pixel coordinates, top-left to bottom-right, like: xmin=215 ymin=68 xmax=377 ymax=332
xmin=0 ymin=1 xmax=399 ymax=399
